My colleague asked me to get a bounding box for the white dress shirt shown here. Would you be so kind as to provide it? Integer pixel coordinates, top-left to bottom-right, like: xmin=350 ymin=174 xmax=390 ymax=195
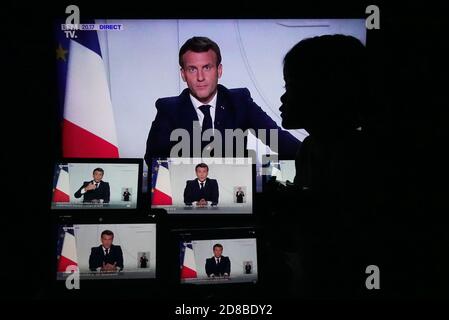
xmin=189 ymin=92 xmax=217 ymax=130
xmin=198 ymin=179 xmax=207 ymax=189
xmin=81 ymin=181 xmax=100 ymax=194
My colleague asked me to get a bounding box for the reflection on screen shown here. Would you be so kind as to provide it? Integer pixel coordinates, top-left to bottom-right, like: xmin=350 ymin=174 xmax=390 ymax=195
xmin=257 ymin=159 xmax=296 ymax=192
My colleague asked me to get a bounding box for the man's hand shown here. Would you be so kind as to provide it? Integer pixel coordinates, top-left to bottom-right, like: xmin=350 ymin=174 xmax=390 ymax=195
xmin=85 ymin=182 xmax=96 ymax=191
xmin=100 ymin=262 xmax=118 ymax=272
xmin=197 ymin=199 xmax=207 ymax=207
xmin=105 ymin=263 xmax=117 ymax=271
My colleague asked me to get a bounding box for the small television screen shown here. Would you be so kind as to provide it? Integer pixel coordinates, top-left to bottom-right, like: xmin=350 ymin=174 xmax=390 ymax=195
xmin=269 ymin=159 xmax=296 ymax=185
xmin=259 ymin=159 xmax=296 ymax=192
xmin=51 ymin=159 xmax=142 ymax=209
xmin=150 ymin=158 xmax=253 ymax=214
xmin=56 ymin=223 xmax=156 ymax=280
xmin=179 ymin=236 xmax=258 ymax=285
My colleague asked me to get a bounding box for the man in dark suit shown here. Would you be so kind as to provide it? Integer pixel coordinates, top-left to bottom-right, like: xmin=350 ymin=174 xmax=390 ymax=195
xmin=235 ymin=187 xmax=245 ymax=203
xmin=139 ymin=253 xmax=148 ymax=268
xmin=74 ymin=167 xmax=110 ymax=203
xmin=144 ymin=36 xmax=300 ymax=164
xmin=245 ymin=262 xmax=252 ymax=274
xmin=184 ymin=163 xmax=219 ymax=206
xmin=205 ymin=243 xmax=231 ymax=277
xmin=89 ymin=230 xmax=124 ymax=272
xmin=122 ymin=188 xmax=131 ymax=201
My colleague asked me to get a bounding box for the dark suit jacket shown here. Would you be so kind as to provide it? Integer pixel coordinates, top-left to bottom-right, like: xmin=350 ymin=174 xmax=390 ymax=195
xmin=205 ymin=256 xmax=231 ymax=277
xmin=236 ymin=191 xmax=245 ymax=203
xmin=89 ymin=244 xmax=124 ymax=271
xmin=74 ymin=181 xmax=110 ymax=203
xmin=123 ymin=191 xmax=131 ymax=201
xmin=183 ymin=178 xmax=219 ymax=205
xmin=144 ymin=84 xmax=300 ymax=165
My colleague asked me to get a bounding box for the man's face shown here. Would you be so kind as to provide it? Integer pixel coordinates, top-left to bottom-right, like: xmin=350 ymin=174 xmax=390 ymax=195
xmin=180 ymin=49 xmax=222 ymax=104
xmin=213 ymin=246 xmax=223 ymax=258
xmin=93 ymin=171 xmax=104 ymax=183
xmin=101 ymin=234 xmax=113 ymax=249
xmin=196 ymin=167 xmax=208 ymax=181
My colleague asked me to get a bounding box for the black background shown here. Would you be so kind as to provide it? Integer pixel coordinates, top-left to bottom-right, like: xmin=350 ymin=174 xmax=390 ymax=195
xmin=3 ymin=0 xmax=449 ymax=315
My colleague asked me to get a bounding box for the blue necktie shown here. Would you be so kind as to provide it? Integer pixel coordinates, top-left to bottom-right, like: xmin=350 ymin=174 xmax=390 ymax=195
xmin=198 ymin=105 xmax=212 ymax=132
xmin=198 ymin=105 xmax=214 ymax=154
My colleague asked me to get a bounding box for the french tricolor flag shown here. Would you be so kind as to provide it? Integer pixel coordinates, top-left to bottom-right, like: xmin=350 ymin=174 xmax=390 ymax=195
xmin=180 ymin=242 xmax=197 ymax=279
xmin=151 ymin=159 xmax=173 ymax=205
xmin=57 ymin=20 xmax=119 ymax=158
xmin=53 ymin=165 xmax=70 ymax=203
xmin=57 ymin=226 xmax=78 ymax=273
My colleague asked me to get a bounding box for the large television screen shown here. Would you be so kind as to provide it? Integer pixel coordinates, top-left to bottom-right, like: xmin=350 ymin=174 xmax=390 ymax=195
xmin=56 ymin=19 xmax=366 ymax=181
